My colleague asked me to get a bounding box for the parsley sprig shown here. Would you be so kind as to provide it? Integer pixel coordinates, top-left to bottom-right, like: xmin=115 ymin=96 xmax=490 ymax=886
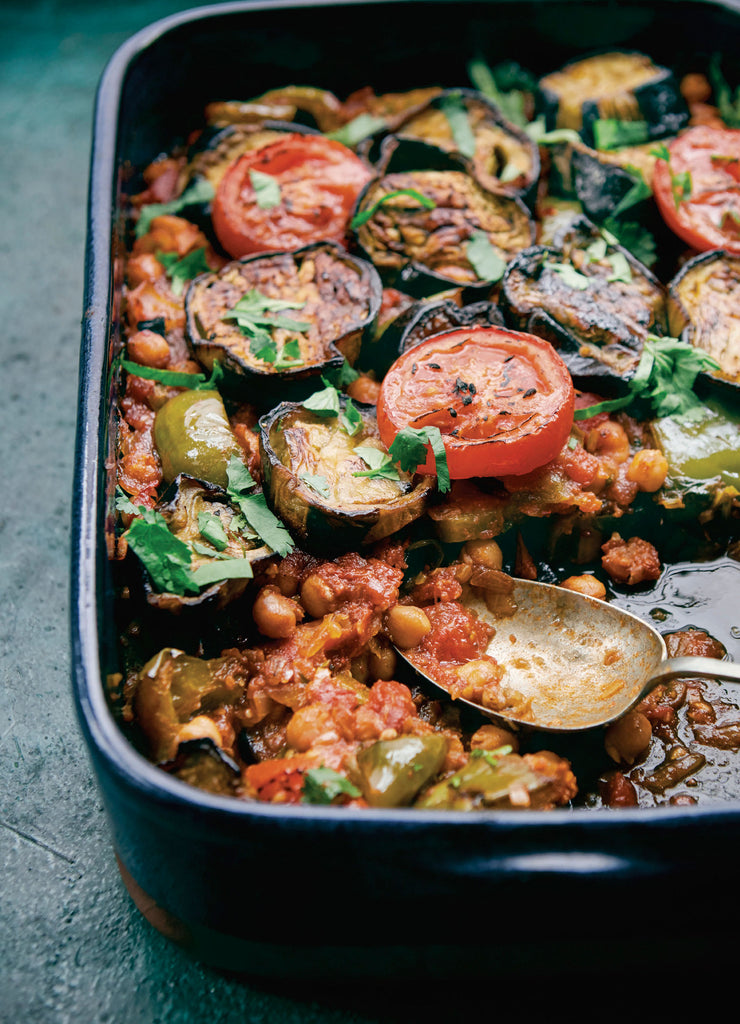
xmin=573 ymin=335 xmax=721 ymax=423
xmin=440 ymin=91 xmax=476 ymax=158
xmin=302 ymin=380 xmax=363 ymax=436
xmin=135 ymin=178 xmax=215 ymax=238
xmin=155 ymin=247 xmax=211 ymax=296
xmin=389 ymin=426 xmax=450 ymax=493
xmin=225 ymin=457 xmax=294 ymax=557
xmin=301 ymin=767 xmax=361 ymax=804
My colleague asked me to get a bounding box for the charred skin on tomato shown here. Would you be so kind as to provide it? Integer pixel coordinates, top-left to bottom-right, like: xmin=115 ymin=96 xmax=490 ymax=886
xmin=501 ymin=230 xmax=667 ymax=385
xmin=259 ymin=398 xmax=434 ymax=553
xmin=390 ymin=87 xmax=540 ymax=207
xmin=376 ymin=326 xmax=575 ymax=479
xmin=185 ymin=242 xmax=382 ymax=403
xmin=538 ymin=50 xmax=689 ymax=147
xmin=352 ymin=167 xmax=534 ymax=297
xmin=360 ymin=295 xmax=505 ymax=377
xmin=667 ymin=250 xmax=740 ymax=392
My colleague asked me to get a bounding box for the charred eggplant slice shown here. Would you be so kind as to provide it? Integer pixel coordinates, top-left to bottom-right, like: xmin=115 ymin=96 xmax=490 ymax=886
xmin=185 ymin=242 xmax=382 ymax=402
xmin=392 ymin=88 xmax=540 ymax=204
xmin=538 ymin=51 xmax=688 ymax=147
xmin=501 ymin=225 xmax=667 ymax=384
xmin=136 ymin=474 xmax=273 ymax=613
xmin=668 ymin=250 xmax=740 ymax=392
xmin=360 ymin=295 xmax=504 ymax=376
xmin=204 ymin=86 xmax=345 ymax=132
xmin=352 ymin=166 xmax=534 ymax=296
xmin=259 ymin=397 xmax=434 ymax=551
xmin=163 ymin=738 xmax=241 ymax=797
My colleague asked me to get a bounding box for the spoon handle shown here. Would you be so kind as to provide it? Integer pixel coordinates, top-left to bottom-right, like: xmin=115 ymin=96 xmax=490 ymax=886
xmin=649 ymin=656 xmax=740 ymax=686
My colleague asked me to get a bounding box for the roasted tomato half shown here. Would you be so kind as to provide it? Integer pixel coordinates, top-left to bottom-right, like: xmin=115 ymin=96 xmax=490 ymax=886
xmin=376 ymin=326 xmax=575 ymax=479
xmin=653 ymin=125 xmax=740 ymax=253
xmin=212 ymin=133 xmax=373 ymax=257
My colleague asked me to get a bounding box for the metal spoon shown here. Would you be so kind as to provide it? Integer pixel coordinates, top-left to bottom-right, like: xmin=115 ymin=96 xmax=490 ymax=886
xmin=398 ymin=578 xmax=740 ymax=733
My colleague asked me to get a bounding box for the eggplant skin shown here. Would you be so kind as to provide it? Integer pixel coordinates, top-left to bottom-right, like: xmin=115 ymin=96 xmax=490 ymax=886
xmin=538 ymin=51 xmax=688 ymax=147
xmin=353 ymin=169 xmax=534 ymax=294
xmin=259 ymin=399 xmax=434 ymax=552
xmin=185 ymin=242 xmax=382 ymax=397
xmin=501 ymin=235 xmax=666 ymax=380
xmin=668 ymin=251 xmax=740 ymax=386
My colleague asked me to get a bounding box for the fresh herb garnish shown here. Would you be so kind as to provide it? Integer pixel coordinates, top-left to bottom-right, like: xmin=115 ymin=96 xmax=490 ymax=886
xmin=573 ymin=335 xmax=721 ymax=422
xmin=323 ymin=359 xmax=360 ymax=388
xmin=155 ymin=247 xmax=212 ymax=296
xmin=325 ymin=113 xmax=387 ymax=147
xmin=606 ymin=250 xmax=632 ymax=283
xmin=709 ymin=54 xmax=740 ymax=128
xmin=388 ymin=426 xmax=450 ymax=493
xmin=225 ymin=456 xmax=294 ymax=556
xmin=524 ymin=118 xmax=581 ymax=146
xmin=610 ymin=165 xmax=652 ymax=219
xmin=222 ymin=289 xmax=310 ymax=366
xmin=548 ymin=262 xmax=590 ymax=290
xmin=197 ymin=511 xmax=229 ymax=551
xmin=301 ymin=767 xmax=361 ymax=804
xmin=440 ymin=91 xmax=477 ymax=158
xmin=300 ymin=473 xmax=331 ymax=499
xmin=466 ymin=230 xmax=506 ymax=282
xmin=120 ymin=358 xmax=224 ymax=391
xmin=466 ymin=56 xmax=534 ymax=127
xmin=340 ymin=398 xmax=363 ymax=436
xmin=351 ymin=189 xmax=436 ymax=229
xmin=651 ymin=145 xmax=692 ymax=208
xmin=249 ymin=168 xmax=281 ymax=209
xmin=135 ymin=178 xmax=215 ymax=238
xmin=352 ymin=446 xmax=401 ymax=482
xmin=592 ymin=118 xmax=650 ymax=151
xmin=602 ymin=217 xmax=657 ymax=267
xmin=303 ymin=382 xmax=362 ymax=436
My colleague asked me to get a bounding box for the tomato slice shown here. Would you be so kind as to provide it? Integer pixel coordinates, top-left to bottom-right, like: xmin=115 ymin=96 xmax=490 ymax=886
xmin=376 ymin=327 xmax=575 ymax=479
xmin=212 ymin=133 xmax=373 ymax=258
xmin=653 ymin=125 xmax=740 ymax=254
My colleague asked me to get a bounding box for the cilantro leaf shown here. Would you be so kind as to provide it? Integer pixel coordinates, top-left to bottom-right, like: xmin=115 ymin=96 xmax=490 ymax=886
xmin=340 ymin=398 xmax=363 ymax=436
xmin=249 ymin=168 xmax=281 ymax=209
xmin=352 ymin=445 xmax=401 ymax=482
xmin=466 ymin=230 xmax=506 ymax=282
xmin=222 ymin=289 xmax=310 ymax=366
xmin=351 ymin=189 xmax=436 ymax=229
xmin=548 ymin=262 xmax=590 ymax=290
xmin=126 ymin=509 xmax=199 ymax=595
xmin=303 ymin=383 xmax=341 ymax=417
xmin=440 ymin=91 xmax=476 ymax=158
xmin=466 ymin=56 xmax=532 ymax=127
xmin=709 ymin=54 xmax=740 ymax=128
xmin=671 ymin=169 xmax=692 ymax=209
xmin=524 ymin=118 xmax=581 ymax=145
xmin=135 ymin=178 xmax=215 ymax=238
xmin=225 ymin=456 xmax=294 ymax=557
xmin=323 ymin=359 xmax=360 ymax=388
xmin=120 ymin=358 xmax=224 ymax=391
xmin=573 ymin=335 xmax=721 ymax=422
xmin=610 ymin=165 xmax=652 ymax=219
xmin=602 ymin=217 xmax=657 ymax=267
xmin=300 ymin=473 xmax=331 ymax=499
xmin=155 ymin=247 xmax=212 ymax=296
xmin=389 ymin=426 xmax=450 ymax=493
xmin=115 ymin=487 xmax=139 ymax=515
xmin=606 ymin=251 xmax=632 ymax=284
xmin=592 ymin=118 xmax=650 ymax=151
xmin=197 ymin=511 xmax=228 ymax=551
xmin=325 ymin=113 xmax=387 ymax=147
xmin=190 ymin=559 xmax=254 ymax=588
xmin=301 ymin=767 xmax=361 ymax=804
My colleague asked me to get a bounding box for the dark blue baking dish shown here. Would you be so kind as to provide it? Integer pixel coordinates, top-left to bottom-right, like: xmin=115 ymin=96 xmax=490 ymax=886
xmin=72 ymin=0 xmax=740 ymax=978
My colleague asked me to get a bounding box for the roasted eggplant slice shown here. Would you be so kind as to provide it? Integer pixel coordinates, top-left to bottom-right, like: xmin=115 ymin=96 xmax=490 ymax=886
xmin=650 ymin=398 xmax=740 ymax=519
xmin=163 ymin=738 xmax=241 ymax=797
xmin=259 ymin=397 xmax=434 ymax=551
xmin=352 ymin=163 xmax=534 ymax=296
xmin=204 ymin=86 xmax=345 ymax=132
xmin=501 ymin=225 xmax=667 ymax=384
xmin=185 ymin=242 xmax=382 ymax=402
xmin=668 ymin=250 xmax=740 ymax=391
xmin=392 ymin=88 xmax=540 ymax=205
xmin=538 ymin=51 xmax=689 ymax=147
xmin=136 ymin=474 xmax=273 ymax=613
xmin=360 ymin=295 xmax=504 ymax=376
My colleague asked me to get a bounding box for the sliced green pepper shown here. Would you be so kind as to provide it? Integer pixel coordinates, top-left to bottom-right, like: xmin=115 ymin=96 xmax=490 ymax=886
xmin=354 ymin=734 xmax=447 ymax=807
xmin=416 ymin=752 xmax=546 ymax=810
xmin=153 ymin=389 xmax=242 ymax=489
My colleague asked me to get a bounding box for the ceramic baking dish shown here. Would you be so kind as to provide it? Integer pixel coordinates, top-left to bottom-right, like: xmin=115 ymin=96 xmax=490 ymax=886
xmin=72 ymin=0 xmax=740 ymax=978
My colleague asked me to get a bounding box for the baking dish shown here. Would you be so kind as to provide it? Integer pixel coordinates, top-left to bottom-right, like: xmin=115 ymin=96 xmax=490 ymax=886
xmin=72 ymin=0 xmax=740 ymax=978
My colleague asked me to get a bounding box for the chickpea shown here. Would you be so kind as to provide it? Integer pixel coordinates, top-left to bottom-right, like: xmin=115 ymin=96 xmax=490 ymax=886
xmin=462 ymin=538 xmax=503 ymax=571
xmin=626 ymin=449 xmax=669 ymax=492
xmin=368 ymin=642 xmax=397 ymax=681
xmin=350 ymin=655 xmax=370 ymax=685
xmin=455 ymin=659 xmax=502 ymax=700
xmin=385 ymin=604 xmax=431 ymax=649
xmin=252 ymin=584 xmax=302 ymax=638
xmin=126 ymin=252 xmax=165 ymax=288
xmin=300 ymin=574 xmax=336 ymax=618
xmin=560 ymin=574 xmax=607 ymax=600
xmin=585 ymin=420 xmax=630 ymax=462
xmin=470 ymin=723 xmax=519 ymax=753
xmin=127 ymin=329 xmax=171 ymax=369
xmin=604 ymin=710 xmax=653 ymax=765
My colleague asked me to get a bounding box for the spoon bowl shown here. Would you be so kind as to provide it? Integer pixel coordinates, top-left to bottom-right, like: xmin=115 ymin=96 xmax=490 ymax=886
xmin=399 ymin=579 xmax=740 ymax=732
